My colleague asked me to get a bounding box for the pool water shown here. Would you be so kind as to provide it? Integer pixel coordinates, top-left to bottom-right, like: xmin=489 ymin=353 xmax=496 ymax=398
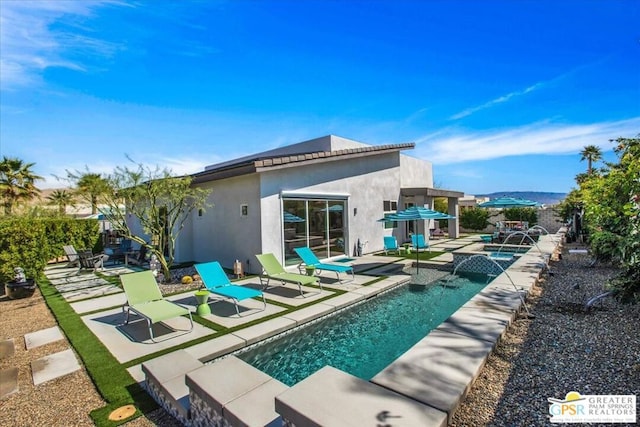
xmin=237 ymin=271 xmax=490 ymax=386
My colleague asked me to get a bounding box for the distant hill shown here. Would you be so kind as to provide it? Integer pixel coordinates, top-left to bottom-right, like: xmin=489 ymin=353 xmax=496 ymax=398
xmin=477 ymin=191 xmax=567 ymax=205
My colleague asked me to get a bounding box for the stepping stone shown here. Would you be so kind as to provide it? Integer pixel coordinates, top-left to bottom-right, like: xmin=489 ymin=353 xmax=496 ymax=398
xmin=31 ymin=349 xmax=80 ymax=386
xmin=62 ymin=284 xmax=123 ymax=302
xmin=55 ymin=278 xmax=109 ymax=293
xmin=0 ymin=367 xmax=18 ymax=399
xmin=25 ymin=326 xmax=64 ymax=350
xmin=0 ymin=339 xmax=15 ymax=359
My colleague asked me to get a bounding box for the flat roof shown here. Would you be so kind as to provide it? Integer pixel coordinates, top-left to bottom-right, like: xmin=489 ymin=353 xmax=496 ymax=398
xmin=401 ymin=187 xmax=465 ymax=198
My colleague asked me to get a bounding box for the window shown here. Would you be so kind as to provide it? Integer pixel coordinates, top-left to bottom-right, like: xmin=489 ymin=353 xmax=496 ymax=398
xmin=383 ymin=200 xmax=398 ymax=229
xmin=240 ymin=204 xmax=248 ymax=216
xmin=383 ymin=200 xmax=398 ymax=211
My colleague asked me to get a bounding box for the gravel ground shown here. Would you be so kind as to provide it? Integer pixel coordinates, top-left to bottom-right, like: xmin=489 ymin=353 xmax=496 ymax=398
xmin=451 ymin=243 xmax=640 ymax=426
xmin=2 ymin=246 xmax=637 ymax=426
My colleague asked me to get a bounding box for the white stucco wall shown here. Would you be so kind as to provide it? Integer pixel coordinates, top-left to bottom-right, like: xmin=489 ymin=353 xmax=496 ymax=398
xmin=258 ymin=152 xmax=403 ymax=266
xmin=399 ymin=154 xmax=433 ymax=188
xmin=186 ymin=174 xmax=262 ymax=270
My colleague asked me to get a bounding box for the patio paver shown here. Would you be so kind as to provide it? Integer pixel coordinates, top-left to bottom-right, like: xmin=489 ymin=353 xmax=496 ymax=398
xmin=31 ymin=349 xmax=81 ymax=386
xmin=81 ymin=307 xmax=216 ymax=363
xmin=24 ymin=326 xmax=64 ymax=350
xmin=0 ymin=367 xmax=19 ymax=399
xmin=70 ymin=292 xmax=127 ymax=314
xmin=0 ymin=339 xmax=15 ymax=359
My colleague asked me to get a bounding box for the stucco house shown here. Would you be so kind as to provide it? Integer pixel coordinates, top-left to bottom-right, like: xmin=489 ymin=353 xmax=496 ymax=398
xmin=172 ymin=135 xmax=462 ymax=273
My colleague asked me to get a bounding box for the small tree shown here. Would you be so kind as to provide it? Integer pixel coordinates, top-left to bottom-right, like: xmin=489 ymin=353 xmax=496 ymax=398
xmin=98 ymin=162 xmax=211 ymax=280
xmin=460 ymin=207 xmax=490 ymax=231
xmin=580 ymin=136 xmax=640 ymax=302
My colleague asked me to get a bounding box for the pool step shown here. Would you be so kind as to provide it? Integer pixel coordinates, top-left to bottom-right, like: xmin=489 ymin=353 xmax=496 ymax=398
xmin=143 ymin=353 xmax=288 ymax=426
xmin=142 ymin=350 xmax=203 ymax=423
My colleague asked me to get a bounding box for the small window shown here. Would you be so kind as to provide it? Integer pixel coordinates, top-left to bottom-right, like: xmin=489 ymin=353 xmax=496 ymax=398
xmin=240 ymin=204 xmax=248 ymax=216
xmin=383 ymin=200 xmax=398 ymax=211
xmin=198 ymin=208 xmax=204 ymax=217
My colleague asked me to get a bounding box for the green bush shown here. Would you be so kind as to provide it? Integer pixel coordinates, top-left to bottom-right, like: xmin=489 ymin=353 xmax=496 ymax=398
xmin=460 ymin=207 xmax=490 ymax=231
xmin=589 ymin=230 xmax=622 ymax=264
xmin=0 ymin=217 xmax=100 ymax=283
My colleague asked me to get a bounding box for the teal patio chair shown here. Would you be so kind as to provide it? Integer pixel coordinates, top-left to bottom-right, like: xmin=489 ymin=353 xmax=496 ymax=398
xmin=294 ymin=247 xmax=355 ymax=283
xmin=411 ymin=234 xmax=430 ymax=252
xmin=121 ymin=271 xmax=193 ymax=342
xmin=255 ymin=253 xmax=322 ymax=297
xmin=195 ymin=261 xmax=266 ymax=317
xmin=383 ymin=236 xmax=406 ymax=255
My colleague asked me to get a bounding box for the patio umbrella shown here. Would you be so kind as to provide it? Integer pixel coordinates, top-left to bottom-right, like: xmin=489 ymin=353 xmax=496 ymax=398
xmin=378 ymin=206 xmax=455 ymax=271
xmin=283 ymin=212 xmax=305 ymax=223
xmin=477 ymin=196 xmax=539 ymax=208
xmin=478 ymin=197 xmax=539 ymax=241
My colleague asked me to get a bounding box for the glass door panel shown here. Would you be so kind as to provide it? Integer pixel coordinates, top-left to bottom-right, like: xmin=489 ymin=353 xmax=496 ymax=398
xmin=328 ymin=201 xmax=345 ymax=257
xmin=309 ymin=200 xmax=328 ymax=259
xmin=283 ymin=199 xmax=307 ymax=266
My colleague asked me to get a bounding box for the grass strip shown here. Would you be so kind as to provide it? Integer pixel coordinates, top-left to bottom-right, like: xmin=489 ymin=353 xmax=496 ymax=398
xmin=38 ymin=274 xmax=157 ymax=427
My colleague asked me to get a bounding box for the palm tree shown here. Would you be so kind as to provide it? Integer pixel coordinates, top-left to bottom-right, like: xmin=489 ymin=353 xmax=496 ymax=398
xmin=74 ymin=173 xmax=110 ymax=214
xmin=580 ymin=145 xmax=602 ymax=174
xmin=47 ymin=189 xmax=76 ymax=215
xmin=0 ymin=156 xmax=43 ymax=215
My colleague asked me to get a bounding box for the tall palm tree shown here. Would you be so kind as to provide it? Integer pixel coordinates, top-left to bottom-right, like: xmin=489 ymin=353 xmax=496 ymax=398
xmin=0 ymin=156 xmax=43 ymax=215
xmin=47 ymin=189 xmax=76 ymax=215
xmin=75 ymin=173 xmax=110 ymax=214
xmin=580 ymin=145 xmax=603 ymax=174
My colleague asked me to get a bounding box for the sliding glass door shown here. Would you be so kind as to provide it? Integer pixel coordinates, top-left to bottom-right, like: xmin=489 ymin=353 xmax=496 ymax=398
xmin=282 ymin=198 xmax=346 ymax=266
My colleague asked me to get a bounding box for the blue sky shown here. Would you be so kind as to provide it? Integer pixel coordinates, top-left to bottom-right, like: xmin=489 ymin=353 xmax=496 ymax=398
xmin=1 ymin=0 xmax=638 ymax=195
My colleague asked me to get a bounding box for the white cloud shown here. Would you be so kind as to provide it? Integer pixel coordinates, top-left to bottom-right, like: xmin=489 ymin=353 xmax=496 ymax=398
xmin=0 ymin=0 xmax=125 ymax=90
xmin=450 ymin=82 xmax=545 ymax=120
xmin=417 ymin=117 xmax=640 ymax=164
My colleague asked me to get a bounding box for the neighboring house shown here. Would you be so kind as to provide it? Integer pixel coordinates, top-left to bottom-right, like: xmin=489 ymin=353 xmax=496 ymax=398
xmin=172 ymin=135 xmax=462 ymax=273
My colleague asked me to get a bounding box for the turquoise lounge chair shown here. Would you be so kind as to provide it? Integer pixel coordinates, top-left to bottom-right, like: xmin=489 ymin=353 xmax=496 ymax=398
xmin=195 ymin=261 xmax=266 ymax=317
xmin=121 ymin=271 xmax=193 ymax=342
xmin=294 ymin=247 xmax=355 ymax=283
xmin=255 ymin=253 xmax=322 ymax=297
xmin=480 ymin=235 xmax=493 ymax=243
xmin=383 ymin=236 xmax=406 ymax=255
xmin=411 ymin=234 xmax=430 ymax=252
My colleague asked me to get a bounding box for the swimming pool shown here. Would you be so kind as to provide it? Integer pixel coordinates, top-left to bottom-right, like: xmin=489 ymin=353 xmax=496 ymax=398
xmin=236 ymin=270 xmax=491 ymax=386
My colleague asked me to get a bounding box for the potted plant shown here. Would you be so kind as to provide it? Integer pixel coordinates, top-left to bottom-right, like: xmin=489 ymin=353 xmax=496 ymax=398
xmin=5 ymin=267 xmax=37 ymax=299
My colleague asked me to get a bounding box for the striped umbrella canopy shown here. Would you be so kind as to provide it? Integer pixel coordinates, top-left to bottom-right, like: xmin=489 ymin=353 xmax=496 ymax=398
xmin=478 ymin=196 xmax=539 ymax=208
xmin=378 ymin=206 xmax=455 ymax=272
xmin=283 ymin=212 xmax=305 ymax=223
xmin=378 ymin=206 xmax=455 ymax=222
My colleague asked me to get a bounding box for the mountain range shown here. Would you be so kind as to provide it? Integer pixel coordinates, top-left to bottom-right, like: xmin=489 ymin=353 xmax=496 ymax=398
xmin=477 ymin=191 xmax=567 ymax=205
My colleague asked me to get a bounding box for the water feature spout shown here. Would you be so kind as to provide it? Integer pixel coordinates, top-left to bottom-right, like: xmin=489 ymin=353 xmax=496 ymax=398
xmin=585 ymin=291 xmax=616 ymax=310
xmin=494 ymin=231 xmax=552 ymax=275
xmin=449 ymin=254 xmax=535 ymax=319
